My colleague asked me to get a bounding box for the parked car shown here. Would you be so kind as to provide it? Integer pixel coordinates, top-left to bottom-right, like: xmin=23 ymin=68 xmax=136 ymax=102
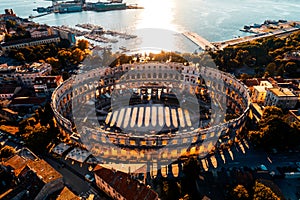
xmin=85 ymin=174 xmax=95 ymax=182
xmin=260 ymin=164 xmax=268 ymax=171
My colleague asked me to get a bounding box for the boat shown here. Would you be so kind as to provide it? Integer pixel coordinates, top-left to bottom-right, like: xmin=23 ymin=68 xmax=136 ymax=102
xmin=119 ymin=46 xmax=127 ymax=51
xmin=86 ymin=0 xmax=126 ymax=12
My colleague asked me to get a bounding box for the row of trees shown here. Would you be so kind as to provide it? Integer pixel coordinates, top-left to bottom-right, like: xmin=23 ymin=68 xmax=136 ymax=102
xmin=249 ymin=106 xmax=300 ymax=149
xmin=230 ymin=181 xmax=280 ymax=200
xmin=8 ymin=39 xmax=90 ymax=76
xmin=211 ymin=31 xmax=300 ymax=78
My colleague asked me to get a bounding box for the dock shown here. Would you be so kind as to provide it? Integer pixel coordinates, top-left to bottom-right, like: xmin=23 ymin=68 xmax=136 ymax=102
xmin=212 ymin=27 xmax=300 ymax=50
xmin=183 ymin=32 xmax=216 ymax=51
xmin=29 ymin=12 xmax=53 ymax=19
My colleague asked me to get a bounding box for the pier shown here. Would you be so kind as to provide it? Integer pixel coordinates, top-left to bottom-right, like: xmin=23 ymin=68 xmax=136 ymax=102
xmin=183 ymin=32 xmax=216 ymax=51
xmin=28 ymin=12 xmax=53 ymax=19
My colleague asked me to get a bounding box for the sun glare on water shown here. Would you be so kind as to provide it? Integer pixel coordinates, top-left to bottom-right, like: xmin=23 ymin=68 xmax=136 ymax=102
xmin=136 ymin=0 xmax=178 ymax=32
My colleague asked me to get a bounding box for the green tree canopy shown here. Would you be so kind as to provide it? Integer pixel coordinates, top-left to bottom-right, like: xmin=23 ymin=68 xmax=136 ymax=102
xmin=231 ymin=184 xmax=249 ymax=200
xmin=77 ymin=39 xmax=89 ymax=51
xmin=253 ymin=181 xmax=280 ymax=200
xmin=249 ymin=106 xmax=300 ymax=149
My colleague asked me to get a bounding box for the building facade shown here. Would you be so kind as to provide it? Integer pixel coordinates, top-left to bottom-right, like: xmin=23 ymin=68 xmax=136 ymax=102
xmin=0 ymin=63 xmax=52 ymax=86
xmin=51 ymin=62 xmax=251 ymax=171
xmin=94 ymin=165 xmax=158 ymax=200
xmin=0 ymin=35 xmax=60 ymax=52
xmin=34 ymin=75 xmax=63 ymax=96
xmin=251 ymin=81 xmax=273 ymax=104
xmin=265 ymin=87 xmax=299 ymax=109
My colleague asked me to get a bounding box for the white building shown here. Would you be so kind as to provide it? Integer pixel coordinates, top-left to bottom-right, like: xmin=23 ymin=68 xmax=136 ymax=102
xmin=251 ymin=81 xmax=273 ymax=104
xmin=265 ymin=87 xmax=299 ymax=109
xmin=0 ymin=63 xmax=52 ymax=86
xmin=0 ymin=35 xmax=60 ymax=52
xmin=34 ymin=75 xmax=63 ymax=96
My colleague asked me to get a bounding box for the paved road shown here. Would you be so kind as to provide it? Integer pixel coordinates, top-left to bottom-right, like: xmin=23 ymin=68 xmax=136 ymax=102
xmin=200 ymin=138 xmax=300 ymax=172
xmin=44 ymin=156 xmax=110 ymax=200
xmin=44 ymin=157 xmax=91 ymax=194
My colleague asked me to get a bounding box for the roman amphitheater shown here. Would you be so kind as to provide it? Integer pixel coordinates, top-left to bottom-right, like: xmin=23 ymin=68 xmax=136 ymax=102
xmin=51 ymin=61 xmax=250 ymax=172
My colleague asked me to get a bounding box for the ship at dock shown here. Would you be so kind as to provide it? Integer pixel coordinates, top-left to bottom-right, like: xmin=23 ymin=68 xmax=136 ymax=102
xmin=33 ymin=0 xmax=141 ymax=15
xmin=85 ymin=0 xmax=127 ymax=12
xmin=52 ymin=0 xmax=84 ymax=13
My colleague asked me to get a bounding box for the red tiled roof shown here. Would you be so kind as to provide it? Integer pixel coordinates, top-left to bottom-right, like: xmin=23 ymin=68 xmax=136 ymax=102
xmin=3 ymin=155 xmax=30 ymax=176
xmin=94 ymin=166 xmax=158 ymax=200
xmin=27 ymin=159 xmax=62 ymax=184
xmin=57 ymin=187 xmax=80 ymax=200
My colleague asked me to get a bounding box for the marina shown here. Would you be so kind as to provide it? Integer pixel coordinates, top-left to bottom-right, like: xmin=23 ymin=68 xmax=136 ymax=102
xmin=54 ymin=23 xmax=137 ymax=45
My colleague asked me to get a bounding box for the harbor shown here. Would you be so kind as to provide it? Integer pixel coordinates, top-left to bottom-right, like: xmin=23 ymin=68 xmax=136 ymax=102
xmin=182 ymin=32 xmax=216 ymax=51
xmin=182 ymin=22 xmax=300 ymax=52
xmin=32 ymin=0 xmax=143 ymax=17
xmin=54 ymin=23 xmax=137 ymax=46
xmin=53 ymin=21 xmax=300 ymax=52
xmin=240 ymin=20 xmax=300 ymax=34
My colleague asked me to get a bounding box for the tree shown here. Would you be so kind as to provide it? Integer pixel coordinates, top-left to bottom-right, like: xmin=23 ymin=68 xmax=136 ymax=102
xmin=46 ymin=57 xmax=60 ymax=69
xmin=183 ymin=157 xmax=200 ymax=179
xmin=5 ymin=20 xmax=16 ymax=30
xmin=161 ymin=181 xmax=182 ymax=200
xmin=0 ymin=146 xmax=16 ymax=159
xmin=249 ymin=106 xmax=300 ymax=149
xmin=15 ymin=52 xmax=25 ymax=62
xmin=58 ymin=49 xmax=72 ymax=65
xmin=77 ymin=39 xmax=89 ymax=51
xmin=58 ymin=39 xmax=71 ymax=48
xmin=25 ymin=126 xmax=50 ymax=152
xmin=265 ymin=62 xmax=277 ymax=77
xmin=253 ymin=181 xmax=280 ymax=200
xmin=285 ymin=62 xmax=298 ymax=77
xmin=72 ymin=48 xmax=85 ymax=64
xmin=231 ymin=184 xmax=249 ymax=200
xmin=261 ymin=106 xmax=283 ymax=119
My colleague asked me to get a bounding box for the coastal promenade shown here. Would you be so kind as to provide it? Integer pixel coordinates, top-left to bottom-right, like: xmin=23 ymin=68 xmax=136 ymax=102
xmin=183 ymin=26 xmax=299 ymax=52
xmin=183 ymin=32 xmax=217 ymax=51
xmin=213 ymin=27 xmax=300 ymax=50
